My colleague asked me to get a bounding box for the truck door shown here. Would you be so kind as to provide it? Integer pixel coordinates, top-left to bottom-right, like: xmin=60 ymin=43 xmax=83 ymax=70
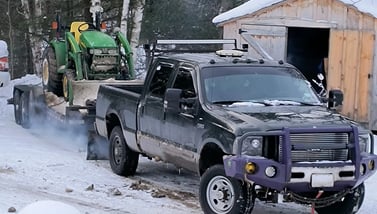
xmin=138 ymin=60 xmax=176 ymax=157
xmin=161 ymin=65 xmax=200 ymax=172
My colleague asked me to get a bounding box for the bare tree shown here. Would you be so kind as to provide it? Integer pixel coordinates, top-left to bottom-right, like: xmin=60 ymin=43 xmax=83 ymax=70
xmin=120 ymin=0 xmax=130 ymax=33
xmin=129 ymin=0 xmax=145 ymax=61
xmin=120 ymin=0 xmax=145 ymax=62
xmin=21 ymin=0 xmax=43 ymax=75
xmin=6 ymin=0 xmax=14 ymax=78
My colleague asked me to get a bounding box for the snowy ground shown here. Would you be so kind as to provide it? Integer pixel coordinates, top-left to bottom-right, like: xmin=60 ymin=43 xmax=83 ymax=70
xmin=0 ymin=75 xmax=376 ymax=213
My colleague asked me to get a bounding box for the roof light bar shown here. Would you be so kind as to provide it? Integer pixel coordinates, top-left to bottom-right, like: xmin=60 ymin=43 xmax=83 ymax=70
xmin=156 ymin=39 xmax=236 ymax=45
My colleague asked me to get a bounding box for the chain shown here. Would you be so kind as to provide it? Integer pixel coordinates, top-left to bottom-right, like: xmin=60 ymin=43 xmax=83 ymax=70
xmin=289 ymin=189 xmax=351 ymax=208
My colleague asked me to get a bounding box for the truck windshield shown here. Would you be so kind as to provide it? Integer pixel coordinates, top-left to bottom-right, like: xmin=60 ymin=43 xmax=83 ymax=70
xmin=201 ymin=66 xmax=321 ymax=105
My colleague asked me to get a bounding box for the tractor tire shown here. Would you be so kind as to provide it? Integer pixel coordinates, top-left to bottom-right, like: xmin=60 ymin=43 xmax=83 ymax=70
xmin=42 ymin=47 xmax=63 ymax=96
xmin=199 ymin=164 xmax=254 ymax=214
xmin=315 ymin=183 xmax=365 ymax=214
xmin=63 ymin=69 xmax=75 ymax=101
xmin=109 ymin=126 xmax=139 ymax=176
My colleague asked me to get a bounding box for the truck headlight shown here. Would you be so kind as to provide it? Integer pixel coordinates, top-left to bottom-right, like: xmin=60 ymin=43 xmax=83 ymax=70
xmin=359 ymin=133 xmax=371 ymax=153
xmin=241 ymin=136 xmax=263 ymax=156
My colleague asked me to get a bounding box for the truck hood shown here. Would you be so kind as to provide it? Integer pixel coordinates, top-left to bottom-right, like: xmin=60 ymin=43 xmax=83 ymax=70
xmin=207 ymin=104 xmax=354 ymax=133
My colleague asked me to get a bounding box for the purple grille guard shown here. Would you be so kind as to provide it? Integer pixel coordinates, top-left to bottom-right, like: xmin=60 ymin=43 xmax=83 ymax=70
xmin=223 ymin=126 xmax=377 ymax=192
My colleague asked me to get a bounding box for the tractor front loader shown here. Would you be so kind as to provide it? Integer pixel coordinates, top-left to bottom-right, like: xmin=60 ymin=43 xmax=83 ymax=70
xmin=42 ymin=12 xmax=134 ymax=106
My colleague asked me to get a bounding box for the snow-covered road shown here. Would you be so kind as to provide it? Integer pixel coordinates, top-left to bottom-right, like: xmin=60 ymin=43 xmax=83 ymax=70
xmin=0 ymin=76 xmax=376 ymax=213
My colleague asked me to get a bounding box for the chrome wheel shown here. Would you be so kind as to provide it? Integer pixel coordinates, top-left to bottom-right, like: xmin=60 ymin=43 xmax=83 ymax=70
xmin=206 ymin=175 xmax=235 ymax=213
xmin=113 ymin=136 xmax=123 ymax=165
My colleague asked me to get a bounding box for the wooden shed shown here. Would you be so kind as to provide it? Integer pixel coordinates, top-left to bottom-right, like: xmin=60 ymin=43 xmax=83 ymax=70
xmin=213 ymin=0 xmax=377 ymax=131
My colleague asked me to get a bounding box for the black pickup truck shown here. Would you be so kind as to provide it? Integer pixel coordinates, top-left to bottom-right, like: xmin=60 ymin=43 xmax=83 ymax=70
xmin=95 ymin=40 xmax=377 ymax=214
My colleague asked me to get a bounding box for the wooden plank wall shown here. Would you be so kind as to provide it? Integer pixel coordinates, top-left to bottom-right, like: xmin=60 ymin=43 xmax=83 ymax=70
xmin=358 ymin=32 xmax=374 ymax=122
xmin=326 ymin=30 xmax=374 ymax=122
xmin=220 ymin=0 xmax=376 ymax=125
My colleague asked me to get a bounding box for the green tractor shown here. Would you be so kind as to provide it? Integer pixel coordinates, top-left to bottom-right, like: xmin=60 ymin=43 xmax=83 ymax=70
xmin=42 ymin=13 xmax=134 ymax=106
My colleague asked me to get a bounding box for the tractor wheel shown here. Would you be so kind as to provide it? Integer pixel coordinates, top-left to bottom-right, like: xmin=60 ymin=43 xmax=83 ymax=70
xmin=42 ymin=47 xmax=63 ymax=96
xmin=63 ymin=69 xmax=75 ymax=101
xmin=315 ymin=183 xmax=365 ymax=214
xmin=109 ymin=126 xmax=139 ymax=176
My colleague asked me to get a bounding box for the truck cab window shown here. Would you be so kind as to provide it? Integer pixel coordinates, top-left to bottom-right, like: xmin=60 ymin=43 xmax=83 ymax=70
xmin=149 ymin=63 xmax=174 ymax=97
xmin=172 ymin=67 xmax=196 ymax=98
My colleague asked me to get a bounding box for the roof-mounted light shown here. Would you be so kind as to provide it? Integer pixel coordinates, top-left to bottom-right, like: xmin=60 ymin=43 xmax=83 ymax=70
xmin=216 ymin=49 xmax=244 ymax=57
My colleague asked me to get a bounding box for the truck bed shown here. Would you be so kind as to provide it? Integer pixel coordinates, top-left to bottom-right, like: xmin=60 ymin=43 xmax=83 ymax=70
xmin=95 ymin=80 xmax=144 ymax=150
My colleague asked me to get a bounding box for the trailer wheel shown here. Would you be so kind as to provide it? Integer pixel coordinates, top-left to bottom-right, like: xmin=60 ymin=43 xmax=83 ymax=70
xmin=42 ymin=47 xmax=63 ymax=96
xmin=109 ymin=126 xmax=139 ymax=176
xmin=315 ymin=183 xmax=365 ymax=214
xmin=199 ymin=164 xmax=253 ymax=214
xmin=13 ymin=90 xmax=21 ymax=125
xmin=19 ymin=92 xmax=31 ymax=128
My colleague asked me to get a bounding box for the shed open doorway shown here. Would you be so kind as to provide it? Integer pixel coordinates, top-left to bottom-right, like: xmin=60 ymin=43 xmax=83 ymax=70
xmin=286 ymin=27 xmax=330 ymax=95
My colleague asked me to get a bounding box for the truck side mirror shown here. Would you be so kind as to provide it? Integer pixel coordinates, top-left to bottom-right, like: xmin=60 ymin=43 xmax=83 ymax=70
xmin=164 ymin=88 xmax=182 ymax=113
xmin=328 ymin=89 xmax=343 ymax=109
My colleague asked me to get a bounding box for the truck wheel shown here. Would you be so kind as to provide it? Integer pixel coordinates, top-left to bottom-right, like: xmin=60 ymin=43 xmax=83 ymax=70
xmin=42 ymin=47 xmax=63 ymax=96
xmin=109 ymin=126 xmax=139 ymax=176
xmin=315 ymin=183 xmax=365 ymax=214
xmin=199 ymin=164 xmax=253 ymax=214
xmin=13 ymin=90 xmax=21 ymax=125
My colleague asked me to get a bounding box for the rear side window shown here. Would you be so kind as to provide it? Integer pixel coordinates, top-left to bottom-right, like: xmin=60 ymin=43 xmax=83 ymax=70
xmin=149 ymin=62 xmax=175 ymax=97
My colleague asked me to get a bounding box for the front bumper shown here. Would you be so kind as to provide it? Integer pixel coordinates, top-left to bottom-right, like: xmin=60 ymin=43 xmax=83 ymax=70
xmin=223 ymin=126 xmax=377 ymax=192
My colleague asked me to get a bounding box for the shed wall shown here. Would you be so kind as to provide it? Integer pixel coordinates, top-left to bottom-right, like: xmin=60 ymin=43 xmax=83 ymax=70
xmin=220 ymin=0 xmax=377 ymax=130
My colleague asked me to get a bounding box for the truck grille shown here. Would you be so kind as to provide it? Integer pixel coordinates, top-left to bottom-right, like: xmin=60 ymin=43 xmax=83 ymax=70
xmin=279 ymin=133 xmax=349 ymax=163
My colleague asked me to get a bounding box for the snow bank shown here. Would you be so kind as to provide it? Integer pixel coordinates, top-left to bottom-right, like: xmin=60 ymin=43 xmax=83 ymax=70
xmin=0 ymin=40 xmax=8 ymax=58
xmin=0 ymin=74 xmax=41 ymax=98
xmin=213 ymin=0 xmax=377 ymax=24
xmin=0 ymin=72 xmax=10 ymax=88
xmin=19 ymin=200 xmax=81 ymax=214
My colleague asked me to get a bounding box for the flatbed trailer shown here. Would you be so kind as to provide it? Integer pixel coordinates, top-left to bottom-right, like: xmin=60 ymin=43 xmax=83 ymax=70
xmin=8 ymin=78 xmax=143 ymax=159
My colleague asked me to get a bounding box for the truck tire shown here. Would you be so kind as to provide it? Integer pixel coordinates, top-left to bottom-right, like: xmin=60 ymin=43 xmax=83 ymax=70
xmin=199 ymin=164 xmax=253 ymax=214
xmin=315 ymin=183 xmax=365 ymax=214
xmin=109 ymin=126 xmax=139 ymax=176
xmin=42 ymin=47 xmax=63 ymax=96
xmin=13 ymin=90 xmax=21 ymax=125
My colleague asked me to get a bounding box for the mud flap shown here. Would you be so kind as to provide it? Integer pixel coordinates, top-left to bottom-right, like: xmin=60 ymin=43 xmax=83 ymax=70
xmin=87 ymin=131 xmax=109 ymax=160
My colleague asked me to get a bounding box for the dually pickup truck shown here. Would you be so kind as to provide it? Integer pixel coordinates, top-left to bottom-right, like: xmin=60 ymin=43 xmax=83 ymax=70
xmin=95 ymin=40 xmax=377 ymax=214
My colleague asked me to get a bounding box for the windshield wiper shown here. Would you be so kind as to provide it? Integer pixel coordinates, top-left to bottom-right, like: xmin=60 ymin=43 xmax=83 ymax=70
xmin=212 ymin=100 xmax=242 ymax=105
xmin=263 ymin=99 xmax=321 ymax=106
xmin=212 ymin=101 xmax=273 ymax=106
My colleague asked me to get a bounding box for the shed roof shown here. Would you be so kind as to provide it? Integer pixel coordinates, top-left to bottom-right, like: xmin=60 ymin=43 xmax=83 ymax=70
xmin=212 ymin=0 xmax=377 ymax=25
